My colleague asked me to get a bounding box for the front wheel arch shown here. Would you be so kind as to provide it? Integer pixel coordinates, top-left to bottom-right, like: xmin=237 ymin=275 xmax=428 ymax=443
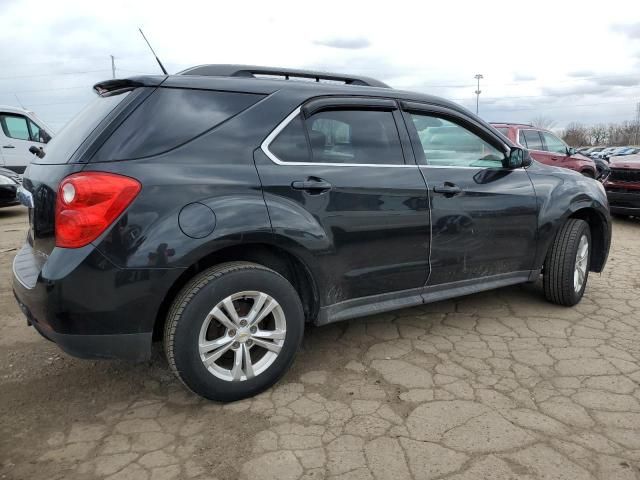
xmin=565 ymin=208 xmax=609 ymax=272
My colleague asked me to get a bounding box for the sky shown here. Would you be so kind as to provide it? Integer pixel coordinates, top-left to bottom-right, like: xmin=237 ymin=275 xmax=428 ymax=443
xmin=0 ymin=0 xmax=639 ymax=132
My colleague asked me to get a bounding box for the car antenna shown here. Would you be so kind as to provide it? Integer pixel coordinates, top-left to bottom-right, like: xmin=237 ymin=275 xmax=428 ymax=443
xmin=138 ymin=28 xmax=168 ymax=75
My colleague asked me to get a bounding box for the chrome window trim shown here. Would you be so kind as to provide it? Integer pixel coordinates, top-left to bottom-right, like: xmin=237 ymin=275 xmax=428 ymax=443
xmin=261 ymin=106 xmax=525 ymax=171
xmin=260 ymin=106 xmax=417 ymax=168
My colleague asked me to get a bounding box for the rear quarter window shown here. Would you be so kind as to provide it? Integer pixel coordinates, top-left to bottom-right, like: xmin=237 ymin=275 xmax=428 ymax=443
xmin=33 ymin=91 xmax=132 ymax=164
xmin=92 ymin=88 xmax=264 ymax=161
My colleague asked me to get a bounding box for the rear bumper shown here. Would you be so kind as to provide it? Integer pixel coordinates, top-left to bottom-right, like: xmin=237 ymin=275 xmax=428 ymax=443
xmin=606 ymin=189 xmax=640 ymax=215
xmin=12 ymin=242 xmax=184 ymax=361
xmin=14 ymin=295 xmax=152 ymax=360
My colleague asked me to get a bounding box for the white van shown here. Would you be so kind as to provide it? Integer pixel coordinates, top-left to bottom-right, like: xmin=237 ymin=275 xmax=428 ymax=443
xmin=0 ymin=105 xmax=54 ymax=173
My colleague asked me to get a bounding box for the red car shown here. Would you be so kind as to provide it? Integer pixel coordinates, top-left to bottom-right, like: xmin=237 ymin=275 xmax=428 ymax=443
xmin=492 ymin=123 xmax=597 ymax=178
xmin=604 ymin=154 xmax=640 ymax=217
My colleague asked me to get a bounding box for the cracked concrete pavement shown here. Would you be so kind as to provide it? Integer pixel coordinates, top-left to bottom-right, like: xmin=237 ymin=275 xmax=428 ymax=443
xmin=1 ymin=204 xmax=640 ymax=480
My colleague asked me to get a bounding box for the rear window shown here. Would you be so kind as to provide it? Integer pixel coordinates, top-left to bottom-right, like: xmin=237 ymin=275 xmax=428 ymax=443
xmin=92 ymin=88 xmax=264 ymax=161
xmin=522 ymin=129 xmax=544 ymax=151
xmin=494 ymin=127 xmax=510 ymax=137
xmin=33 ymin=92 xmax=130 ymax=164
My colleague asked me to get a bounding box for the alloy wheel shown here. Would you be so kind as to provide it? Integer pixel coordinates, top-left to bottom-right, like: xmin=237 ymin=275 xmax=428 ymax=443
xmin=198 ymin=291 xmax=286 ymax=381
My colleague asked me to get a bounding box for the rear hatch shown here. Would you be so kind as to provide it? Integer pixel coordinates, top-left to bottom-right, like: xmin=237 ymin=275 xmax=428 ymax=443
xmin=21 ymin=79 xmax=158 ymax=257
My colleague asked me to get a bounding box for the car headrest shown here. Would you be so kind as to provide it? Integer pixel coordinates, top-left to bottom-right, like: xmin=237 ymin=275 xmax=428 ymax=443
xmin=309 ymin=130 xmax=327 ymax=150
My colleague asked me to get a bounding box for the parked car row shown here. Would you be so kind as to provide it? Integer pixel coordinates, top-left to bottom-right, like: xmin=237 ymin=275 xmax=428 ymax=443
xmin=603 ymin=152 xmax=640 ymax=217
xmin=578 ymin=145 xmax=640 ymax=161
xmin=492 ymin=123 xmax=599 ymax=178
xmin=573 ymin=146 xmax=640 ymax=217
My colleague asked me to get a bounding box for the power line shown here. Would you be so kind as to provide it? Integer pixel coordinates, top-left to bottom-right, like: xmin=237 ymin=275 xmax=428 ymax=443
xmin=0 ymin=69 xmax=111 ymax=80
xmin=467 ymin=100 xmax=632 ymax=112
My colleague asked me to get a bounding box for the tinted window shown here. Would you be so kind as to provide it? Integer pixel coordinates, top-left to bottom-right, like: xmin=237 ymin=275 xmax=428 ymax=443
xmin=1 ymin=115 xmax=30 ymax=140
xmin=495 ymin=127 xmax=510 ymax=137
xmin=541 ymin=132 xmax=567 ymax=154
xmin=518 ymin=130 xmax=527 ymax=147
xmin=96 ymin=88 xmax=264 ymax=161
xmin=522 ymin=130 xmax=543 ymax=150
xmin=306 ymin=110 xmax=404 ymax=165
xmin=409 ymin=113 xmax=503 ymax=167
xmin=36 ymin=91 xmax=131 ymax=164
xmin=269 ymin=115 xmax=311 ymax=163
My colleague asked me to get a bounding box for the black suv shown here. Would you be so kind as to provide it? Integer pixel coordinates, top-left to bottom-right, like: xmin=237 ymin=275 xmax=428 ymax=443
xmin=13 ymin=65 xmax=611 ymax=401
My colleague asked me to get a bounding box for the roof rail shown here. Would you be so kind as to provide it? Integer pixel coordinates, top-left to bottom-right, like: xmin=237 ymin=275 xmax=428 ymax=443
xmin=177 ymin=64 xmax=390 ymax=88
xmin=490 ymin=122 xmax=534 ymax=127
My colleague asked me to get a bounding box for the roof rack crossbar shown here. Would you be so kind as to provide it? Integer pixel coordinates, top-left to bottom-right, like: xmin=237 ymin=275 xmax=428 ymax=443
xmin=177 ymin=64 xmax=390 ymax=88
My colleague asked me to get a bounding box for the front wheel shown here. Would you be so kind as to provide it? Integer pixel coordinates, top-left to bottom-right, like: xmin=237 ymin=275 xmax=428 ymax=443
xmin=543 ymin=219 xmax=591 ymax=306
xmin=164 ymin=262 xmax=304 ymax=402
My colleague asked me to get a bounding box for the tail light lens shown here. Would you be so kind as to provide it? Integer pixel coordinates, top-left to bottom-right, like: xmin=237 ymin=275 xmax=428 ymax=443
xmin=55 ymin=172 xmax=141 ymax=248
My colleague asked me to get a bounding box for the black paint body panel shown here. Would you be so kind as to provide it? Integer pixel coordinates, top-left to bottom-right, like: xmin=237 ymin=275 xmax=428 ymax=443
xmin=12 ymin=73 xmax=611 ymax=360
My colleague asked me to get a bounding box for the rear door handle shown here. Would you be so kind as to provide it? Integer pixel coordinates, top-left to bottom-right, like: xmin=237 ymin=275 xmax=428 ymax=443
xmin=433 ymin=183 xmax=462 ymax=196
xmin=2 ymin=145 xmax=15 ymax=149
xmin=291 ymin=178 xmax=332 ymax=192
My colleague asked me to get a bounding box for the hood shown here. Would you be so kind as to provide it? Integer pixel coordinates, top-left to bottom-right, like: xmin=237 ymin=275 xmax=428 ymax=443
xmin=574 ymin=153 xmax=593 ymax=162
xmin=609 ymin=154 xmax=640 ymax=170
xmin=0 ymin=167 xmax=20 ymax=181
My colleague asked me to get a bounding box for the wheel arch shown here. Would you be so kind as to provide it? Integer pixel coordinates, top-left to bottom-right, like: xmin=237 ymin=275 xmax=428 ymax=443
xmin=567 ymin=207 xmax=609 ymax=272
xmin=152 ymin=241 xmax=320 ymax=341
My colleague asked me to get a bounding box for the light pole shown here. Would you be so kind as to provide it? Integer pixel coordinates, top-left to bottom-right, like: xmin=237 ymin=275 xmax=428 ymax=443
xmin=474 ymin=73 xmax=483 ymax=115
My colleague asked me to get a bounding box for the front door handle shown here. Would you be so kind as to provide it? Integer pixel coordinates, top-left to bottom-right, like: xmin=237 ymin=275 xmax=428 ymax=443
xmin=291 ymin=177 xmax=332 ymax=192
xmin=433 ymin=183 xmax=462 ymax=196
xmin=2 ymin=145 xmax=15 ymax=149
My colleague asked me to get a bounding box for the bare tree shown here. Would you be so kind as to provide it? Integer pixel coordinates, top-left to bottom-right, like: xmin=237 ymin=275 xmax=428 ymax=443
xmin=530 ymin=115 xmax=557 ymax=130
xmin=588 ymin=124 xmax=608 ymax=146
xmin=562 ymin=123 xmax=589 ymax=147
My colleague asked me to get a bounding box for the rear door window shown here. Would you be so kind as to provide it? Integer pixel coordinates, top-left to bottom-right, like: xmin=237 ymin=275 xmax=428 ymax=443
xmin=268 ymin=115 xmax=311 ymax=163
xmin=518 ymin=130 xmax=527 ymax=147
xmin=522 ymin=130 xmax=544 ymax=151
xmin=306 ymin=110 xmax=404 ymax=165
xmin=93 ymin=88 xmax=264 ymax=161
xmin=267 ymin=108 xmax=406 ymax=165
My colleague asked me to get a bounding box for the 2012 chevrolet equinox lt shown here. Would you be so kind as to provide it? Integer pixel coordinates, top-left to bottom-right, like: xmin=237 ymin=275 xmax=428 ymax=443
xmin=13 ymin=65 xmax=611 ymax=401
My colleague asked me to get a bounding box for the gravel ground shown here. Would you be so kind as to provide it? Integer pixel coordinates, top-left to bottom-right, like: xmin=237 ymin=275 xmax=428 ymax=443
xmin=1 ymin=204 xmax=640 ymax=480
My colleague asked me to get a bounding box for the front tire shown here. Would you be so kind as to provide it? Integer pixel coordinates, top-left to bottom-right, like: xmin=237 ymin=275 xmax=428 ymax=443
xmin=164 ymin=262 xmax=304 ymax=402
xmin=543 ymin=219 xmax=591 ymax=306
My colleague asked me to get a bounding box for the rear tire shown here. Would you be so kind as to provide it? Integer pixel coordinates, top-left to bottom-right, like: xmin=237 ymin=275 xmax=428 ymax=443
xmin=543 ymin=219 xmax=591 ymax=306
xmin=164 ymin=262 xmax=304 ymax=402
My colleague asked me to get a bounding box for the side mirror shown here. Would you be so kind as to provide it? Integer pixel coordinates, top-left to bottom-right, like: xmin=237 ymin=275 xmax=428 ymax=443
xmin=506 ymin=147 xmax=526 ymax=168
xmin=29 ymin=146 xmax=45 ymax=159
xmin=567 ymin=147 xmax=576 ymax=156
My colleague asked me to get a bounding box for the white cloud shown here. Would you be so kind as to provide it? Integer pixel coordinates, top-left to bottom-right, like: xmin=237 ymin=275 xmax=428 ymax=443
xmin=0 ymin=0 xmax=639 ymax=129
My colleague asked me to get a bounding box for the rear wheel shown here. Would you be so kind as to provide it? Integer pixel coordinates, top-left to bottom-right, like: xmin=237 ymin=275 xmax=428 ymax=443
xmin=543 ymin=219 xmax=591 ymax=306
xmin=164 ymin=262 xmax=304 ymax=402
xmin=580 ymin=170 xmax=594 ymax=178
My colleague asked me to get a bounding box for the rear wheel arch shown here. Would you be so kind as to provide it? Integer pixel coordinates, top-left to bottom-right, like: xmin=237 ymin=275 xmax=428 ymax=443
xmin=153 ymin=242 xmax=319 ymax=341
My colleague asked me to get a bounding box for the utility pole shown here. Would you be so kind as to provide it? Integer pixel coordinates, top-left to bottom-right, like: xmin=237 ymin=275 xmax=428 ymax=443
xmin=111 ymin=55 xmax=116 ymax=79
xmin=474 ymin=74 xmax=483 ymax=115
xmin=635 ymin=101 xmax=640 ymax=146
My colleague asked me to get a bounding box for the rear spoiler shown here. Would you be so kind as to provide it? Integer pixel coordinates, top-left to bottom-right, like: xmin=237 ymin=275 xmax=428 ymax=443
xmin=93 ymin=76 xmax=167 ymax=97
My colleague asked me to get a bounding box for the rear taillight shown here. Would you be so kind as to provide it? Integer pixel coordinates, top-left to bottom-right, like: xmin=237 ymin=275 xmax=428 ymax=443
xmin=55 ymin=172 xmax=141 ymax=248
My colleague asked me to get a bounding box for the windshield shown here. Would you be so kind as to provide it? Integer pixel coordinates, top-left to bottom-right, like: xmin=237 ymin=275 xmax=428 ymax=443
xmin=34 ymin=91 xmax=131 ymax=164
